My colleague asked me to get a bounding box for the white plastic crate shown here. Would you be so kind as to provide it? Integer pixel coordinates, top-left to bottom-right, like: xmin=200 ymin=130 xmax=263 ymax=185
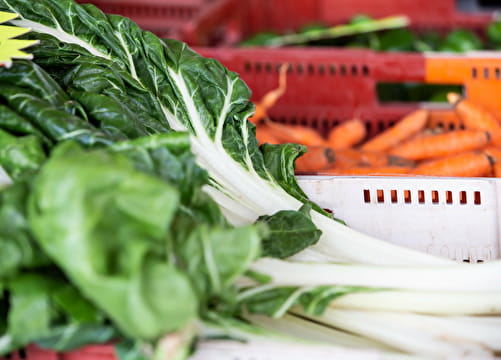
xmin=297 ymin=175 xmax=501 ymax=263
xmin=189 ymin=340 xmax=382 ymax=360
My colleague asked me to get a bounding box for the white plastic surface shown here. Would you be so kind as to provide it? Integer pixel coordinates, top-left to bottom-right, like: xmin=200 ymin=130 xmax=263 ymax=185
xmin=0 ymin=166 xmax=11 ymax=188
xmin=297 ymin=175 xmax=501 ymax=262
xmin=189 ymin=340 xmax=382 ymax=360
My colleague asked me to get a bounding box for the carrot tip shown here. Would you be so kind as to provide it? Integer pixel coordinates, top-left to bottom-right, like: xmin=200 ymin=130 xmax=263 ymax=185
xmin=446 ymin=92 xmax=462 ymax=105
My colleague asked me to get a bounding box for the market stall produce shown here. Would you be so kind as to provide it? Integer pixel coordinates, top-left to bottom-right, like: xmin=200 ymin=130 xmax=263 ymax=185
xmin=0 ymin=1 xmax=500 ymax=359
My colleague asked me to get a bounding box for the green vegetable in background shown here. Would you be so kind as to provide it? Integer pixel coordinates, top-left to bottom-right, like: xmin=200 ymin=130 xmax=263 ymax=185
xmin=487 ymin=19 xmax=501 ymax=46
xmin=240 ymin=31 xmax=281 ymax=47
xmin=375 ymin=28 xmax=416 ymax=52
xmin=438 ymin=29 xmax=483 ymax=52
xmin=263 ymin=15 xmax=410 ymax=47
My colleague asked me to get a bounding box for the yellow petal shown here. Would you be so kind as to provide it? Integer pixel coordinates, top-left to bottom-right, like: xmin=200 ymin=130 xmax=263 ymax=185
xmin=0 ymin=11 xmax=18 ymax=24
xmin=0 ymin=24 xmax=31 ymax=40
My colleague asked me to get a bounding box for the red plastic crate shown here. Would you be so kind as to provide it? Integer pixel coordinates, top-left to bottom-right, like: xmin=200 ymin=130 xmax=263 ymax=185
xmin=195 ymin=47 xmax=501 ymax=137
xmin=1 ymin=344 xmax=116 ymax=360
xmin=234 ymin=0 xmax=497 ymax=45
xmin=75 ymin=0 xmax=242 ymax=45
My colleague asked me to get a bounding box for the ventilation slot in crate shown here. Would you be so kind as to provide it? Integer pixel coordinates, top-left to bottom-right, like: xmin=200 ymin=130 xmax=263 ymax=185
xmin=363 ymin=189 xmax=482 ymax=205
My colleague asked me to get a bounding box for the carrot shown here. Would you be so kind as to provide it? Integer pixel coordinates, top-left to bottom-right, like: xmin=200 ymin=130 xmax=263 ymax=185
xmin=360 ymin=109 xmax=429 ymax=152
xmin=320 ymin=166 xmax=412 ymax=176
xmin=266 ymin=121 xmax=326 ymax=146
xmin=483 ymin=146 xmax=501 ymax=177
xmin=404 ymin=127 xmax=444 ymax=143
xmin=295 ymin=145 xmax=335 ymax=172
xmin=389 ymin=130 xmax=490 ymax=161
xmin=327 ymin=118 xmax=367 ymax=149
xmin=333 ymin=148 xmax=415 ymax=169
xmin=255 ymin=124 xmax=280 ymax=145
xmin=447 ymin=92 xmax=501 ymax=147
xmin=428 ymin=109 xmax=462 ymax=131
xmin=411 ymin=151 xmax=493 ymax=177
xmin=248 ymin=63 xmax=289 ymax=124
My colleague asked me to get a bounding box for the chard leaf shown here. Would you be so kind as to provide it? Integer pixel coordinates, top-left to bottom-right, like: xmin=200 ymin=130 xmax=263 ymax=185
xmin=28 ymin=141 xmax=198 ymax=340
xmin=0 ymin=83 xmax=112 ymax=146
xmin=174 ymin=224 xmax=262 ymax=310
xmin=35 ymin=323 xmax=117 ymax=351
xmin=7 ymin=273 xmax=57 ymax=344
xmin=0 ymin=0 xmax=303 ymax=220
xmin=258 ymin=203 xmax=321 ymax=259
xmin=0 ymin=181 xmax=50 ymax=278
xmin=51 ymin=285 xmax=103 ymax=324
xmin=239 ymin=285 xmax=377 ymax=318
xmin=0 ymin=129 xmax=46 ymax=180
xmin=0 ymin=104 xmax=51 ymax=144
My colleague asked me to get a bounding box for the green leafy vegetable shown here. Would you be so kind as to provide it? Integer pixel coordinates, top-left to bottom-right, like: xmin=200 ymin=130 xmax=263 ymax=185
xmin=28 ymin=141 xmax=198 ymax=340
xmin=258 ymin=203 xmax=321 ymax=259
xmin=438 ymin=29 xmax=483 ymax=52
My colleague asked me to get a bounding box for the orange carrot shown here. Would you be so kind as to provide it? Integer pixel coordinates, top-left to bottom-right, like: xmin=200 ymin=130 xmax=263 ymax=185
xmin=295 ymin=145 xmax=335 ymax=172
xmin=248 ymin=63 xmax=289 ymax=124
xmin=483 ymin=146 xmax=501 ymax=177
xmin=447 ymin=92 xmax=501 ymax=147
xmin=320 ymin=166 xmax=412 ymax=176
xmin=327 ymin=118 xmax=367 ymax=150
xmin=389 ymin=130 xmax=490 ymax=161
xmin=411 ymin=151 xmax=493 ymax=177
xmin=428 ymin=109 xmax=462 ymax=131
xmin=266 ymin=121 xmax=326 ymax=146
xmin=255 ymin=124 xmax=280 ymax=145
xmin=404 ymin=127 xmax=444 ymax=143
xmin=360 ymin=109 xmax=429 ymax=152
xmin=334 ymin=148 xmax=415 ymax=169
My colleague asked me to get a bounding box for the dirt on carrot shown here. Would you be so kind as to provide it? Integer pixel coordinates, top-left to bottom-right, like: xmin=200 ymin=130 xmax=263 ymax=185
xmin=483 ymin=146 xmax=501 ymax=177
xmin=295 ymin=145 xmax=336 ymax=172
xmin=333 ymin=148 xmax=416 ymax=169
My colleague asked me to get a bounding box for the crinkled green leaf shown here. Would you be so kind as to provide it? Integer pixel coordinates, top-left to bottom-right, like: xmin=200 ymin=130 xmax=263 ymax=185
xmin=258 ymin=203 xmax=321 ymax=259
xmin=35 ymin=323 xmax=117 ymax=351
xmin=28 ymin=141 xmax=198 ymax=340
xmin=0 ymin=181 xmax=50 ymax=278
xmin=0 ymin=128 xmax=46 ymax=180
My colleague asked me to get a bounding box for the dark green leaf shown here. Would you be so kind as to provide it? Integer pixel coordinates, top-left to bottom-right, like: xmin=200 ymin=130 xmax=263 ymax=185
xmin=35 ymin=323 xmax=117 ymax=351
xmin=258 ymin=203 xmax=321 ymax=258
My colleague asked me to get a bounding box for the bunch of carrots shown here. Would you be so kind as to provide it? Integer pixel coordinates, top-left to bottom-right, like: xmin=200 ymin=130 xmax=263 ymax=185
xmin=249 ymin=66 xmax=501 ymax=177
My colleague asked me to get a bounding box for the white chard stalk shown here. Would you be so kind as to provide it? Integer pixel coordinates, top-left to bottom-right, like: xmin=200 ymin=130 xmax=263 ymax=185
xmin=329 ymin=290 xmax=501 ymax=315
xmin=250 ymin=258 xmax=501 ymax=292
xmin=294 ymin=308 xmax=497 ymax=358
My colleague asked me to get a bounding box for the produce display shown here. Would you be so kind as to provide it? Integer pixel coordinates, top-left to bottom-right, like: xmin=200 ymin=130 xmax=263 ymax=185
xmin=241 ymin=14 xmax=501 ymax=52
xmin=0 ymin=1 xmax=500 ymax=359
xmin=251 ymin=67 xmax=501 ymax=177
